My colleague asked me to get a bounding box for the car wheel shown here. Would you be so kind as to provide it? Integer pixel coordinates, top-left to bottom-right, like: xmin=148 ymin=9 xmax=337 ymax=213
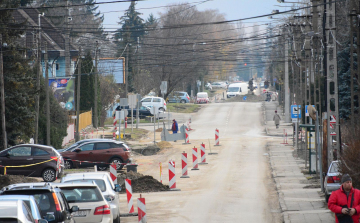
xmin=180 ymin=99 xmax=186 ymax=103
xmin=97 ymin=165 xmax=108 ymax=171
xmin=42 ymin=168 xmax=56 ymax=182
xmin=113 ymin=214 xmax=120 ymax=223
xmin=64 ymin=160 xmax=73 ymax=169
xmin=110 ymin=158 xmax=124 ymax=170
xmin=159 ymin=107 xmax=165 ymax=112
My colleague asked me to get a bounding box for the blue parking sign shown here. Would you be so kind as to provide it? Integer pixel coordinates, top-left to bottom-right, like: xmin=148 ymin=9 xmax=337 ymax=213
xmin=291 ymin=105 xmax=301 ymax=119
xmin=243 ymin=96 xmax=247 ymax=101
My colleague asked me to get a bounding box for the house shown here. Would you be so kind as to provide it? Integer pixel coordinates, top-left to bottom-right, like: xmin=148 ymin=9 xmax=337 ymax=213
xmin=12 ymin=8 xmax=78 ymax=78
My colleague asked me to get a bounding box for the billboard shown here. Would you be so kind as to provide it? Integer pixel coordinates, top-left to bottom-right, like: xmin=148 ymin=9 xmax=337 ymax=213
xmin=49 ymin=77 xmax=75 ymax=111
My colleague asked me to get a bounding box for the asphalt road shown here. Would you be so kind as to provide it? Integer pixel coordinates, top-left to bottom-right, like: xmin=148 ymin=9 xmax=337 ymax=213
xmin=119 ymin=101 xmax=282 ymax=223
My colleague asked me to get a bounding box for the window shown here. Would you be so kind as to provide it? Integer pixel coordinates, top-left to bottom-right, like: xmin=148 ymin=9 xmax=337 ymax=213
xmin=66 ymin=179 xmax=106 ymax=192
xmin=153 ymin=98 xmax=161 ymax=102
xmin=56 ymin=63 xmax=60 ymax=70
xmin=8 ymin=147 xmax=31 ymax=156
xmin=22 ymin=202 xmax=34 ymax=222
xmin=110 ymin=142 xmax=125 ymax=149
xmin=33 ymin=148 xmax=50 ymax=156
xmin=62 ymin=187 xmax=102 ymax=202
xmin=96 ymin=143 xmax=111 ymax=150
xmin=78 ymin=143 xmax=94 ymax=151
xmin=141 ymin=98 xmax=152 ymax=102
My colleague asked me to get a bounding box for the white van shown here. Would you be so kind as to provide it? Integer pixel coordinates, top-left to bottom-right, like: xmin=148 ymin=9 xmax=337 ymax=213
xmin=226 ymin=83 xmax=248 ymax=98
xmin=141 ymin=97 xmax=167 ymax=111
xmin=196 ymin=92 xmax=209 ymax=103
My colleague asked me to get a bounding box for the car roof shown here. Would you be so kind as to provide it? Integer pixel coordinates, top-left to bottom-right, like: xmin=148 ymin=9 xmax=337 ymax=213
xmin=0 ymin=194 xmax=35 ymax=200
xmin=0 ymin=200 xmax=21 ymax=216
xmin=1 ymin=182 xmax=62 ymax=193
xmin=6 ymin=144 xmax=55 ymax=150
xmin=52 ymin=182 xmax=98 ymax=188
xmin=63 ymin=172 xmax=111 ymax=180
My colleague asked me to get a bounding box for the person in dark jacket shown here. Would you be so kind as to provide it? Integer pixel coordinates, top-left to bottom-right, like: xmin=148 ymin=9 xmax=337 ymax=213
xmin=328 ymin=174 xmax=360 ymax=223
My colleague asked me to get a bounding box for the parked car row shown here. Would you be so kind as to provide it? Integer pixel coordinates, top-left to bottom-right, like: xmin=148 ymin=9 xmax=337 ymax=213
xmin=0 ymin=171 xmax=121 ymax=223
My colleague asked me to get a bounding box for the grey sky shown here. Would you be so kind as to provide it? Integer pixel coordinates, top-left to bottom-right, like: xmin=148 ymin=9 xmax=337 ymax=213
xmin=96 ymin=0 xmax=292 ymax=32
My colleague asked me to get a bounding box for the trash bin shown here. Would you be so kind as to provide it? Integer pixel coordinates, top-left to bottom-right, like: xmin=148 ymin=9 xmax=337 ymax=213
xmin=126 ymin=164 xmax=138 ymax=173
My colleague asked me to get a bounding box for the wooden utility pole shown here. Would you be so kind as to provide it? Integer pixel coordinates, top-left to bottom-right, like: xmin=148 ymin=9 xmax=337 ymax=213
xmin=0 ymin=35 xmax=7 ymax=150
xmin=45 ymin=42 xmax=50 ymax=145
xmin=65 ymin=0 xmax=71 ymax=76
xmin=94 ymin=41 xmax=98 ymax=128
xmin=34 ymin=14 xmax=42 ymax=144
xmin=125 ymin=45 xmax=129 ymax=97
xmin=75 ymin=47 xmax=81 ymax=142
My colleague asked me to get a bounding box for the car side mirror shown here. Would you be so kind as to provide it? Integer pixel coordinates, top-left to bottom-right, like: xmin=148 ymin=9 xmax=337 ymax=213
xmin=44 ymin=213 xmax=55 ymax=221
xmin=114 ymin=184 xmax=121 ymax=192
xmin=74 ymin=148 xmax=81 ymax=153
xmin=38 ymin=219 xmax=48 ymax=223
xmin=70 ymin=205 xmax=79 ymax=213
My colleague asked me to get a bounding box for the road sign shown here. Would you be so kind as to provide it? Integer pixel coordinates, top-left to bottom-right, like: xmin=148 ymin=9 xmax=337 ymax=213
xmin=292 ymin=118 xmax=298 ymax=123
xmin=291 ymin=105 xmax=301 ymax=119
xmin=120 ymin=98 xmax=128 ymax=107
xmin=160 ymin=81 xmax=167 ymax=95
xmin=305 ymin=105 xmax=315 ymax=117
xmin=330 ymin=123 xmax=334 ymax=129
xmin=243 ymin=96 xmax=247 ymax=101
xmin=330 ymin=132 xmax=336 ymax=136
xmin=128 ymin=95 xmax=137 ymax=109
xmin=330 ymin=115 xmax=336 ymax=124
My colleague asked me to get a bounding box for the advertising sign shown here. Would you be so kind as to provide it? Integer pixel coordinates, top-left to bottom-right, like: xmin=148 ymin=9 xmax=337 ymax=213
xmin=49 ymin=77 xmax=75 ymax=111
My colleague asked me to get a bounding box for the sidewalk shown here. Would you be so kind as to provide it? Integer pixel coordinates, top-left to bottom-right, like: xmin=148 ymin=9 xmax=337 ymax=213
xmin=264 ymin=101 xmax=334 ymax=223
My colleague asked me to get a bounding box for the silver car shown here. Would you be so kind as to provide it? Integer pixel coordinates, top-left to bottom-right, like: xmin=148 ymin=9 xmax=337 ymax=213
xmin=324 ymin=160 xmax=340 ymax=202
xmin=53 ymin=182 xmax=113 ymax=223
xmin=0 ymin=195 xmax=54 ymax=222
xmin=61 ymin=172 xmax=121 ymax=223
xmin=0 ymin=200 xmax=48 ymax=223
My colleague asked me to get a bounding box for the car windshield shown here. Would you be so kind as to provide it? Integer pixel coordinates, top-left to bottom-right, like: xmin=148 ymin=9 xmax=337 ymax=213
xmin=197 ymin=94 xmax=207 ymax=98
xmin=61 ymin=187 xmax=103 ymax=203
xmin=330 ymin=162 xmax=339 ymax=173
xmin=64 ymin=179 xmax=106 ymax=192
xmin=228 ymin=87 xmax=240 ymax=92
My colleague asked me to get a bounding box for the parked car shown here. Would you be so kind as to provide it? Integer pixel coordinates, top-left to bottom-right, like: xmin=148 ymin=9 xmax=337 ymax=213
xmin=196 ymin=92 xmax=209 ymax=104
xmin=211 ymin=82 xmax=227 ymax=89
xmin=140 ymin=97 xmax=167 ymax=111
xmin=0 ymin=200 xmax=43 ymax=223
xmin=324 ymin=160 xmax=340 ymax=203
xmin=60 ymin=140 xmax=131 ymax=171
xmin=61 ymin=172 xmax=121 ymax=223
xmin=115 ymin=105 xmax=154 ymax=119
xmin=167 ymin=91 xmax=190 ymax=103
xmin=0 ymin=144 xmax=64 ymax=182
xmin=1 ymin=183 xmax=79 ymax=223
xmin=226 ymin=83 xmax=249 ymax=98
xmin=59 ymin=138 xmax=117 ymax=152
xmin=53 ymin=182 xmax=113 ymax=223
xmin=0 ymin=195 xmax=51 ymax=223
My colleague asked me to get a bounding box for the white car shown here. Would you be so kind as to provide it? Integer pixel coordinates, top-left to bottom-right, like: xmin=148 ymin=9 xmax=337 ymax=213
xmin=53 ymin=182 xmax=113 ymax=223
xmin=211 ymin=82 xmax=227 ymax=89
xmin=61 ymin=172 xmax=121 ymax=223
xmin=141 ymin=97 xmax=167 ymax=111
xmin=0 ymin=195 xmax=51 ymax=223
xmin=0 ymin=200 xmax=46 ymax=223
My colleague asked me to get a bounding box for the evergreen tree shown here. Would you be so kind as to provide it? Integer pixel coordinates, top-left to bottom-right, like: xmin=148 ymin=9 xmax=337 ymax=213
xmin=115 ymin=2 xmax=145 ymax=92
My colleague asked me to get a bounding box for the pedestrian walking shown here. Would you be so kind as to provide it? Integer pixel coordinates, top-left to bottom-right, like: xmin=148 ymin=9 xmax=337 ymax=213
xmin=172 ymin=119 xmax=178 ymax=142
xmin=328 ymin=174 xmax=360 ymax=223
xmin=273 ymin=110 xmax=281 ymax=129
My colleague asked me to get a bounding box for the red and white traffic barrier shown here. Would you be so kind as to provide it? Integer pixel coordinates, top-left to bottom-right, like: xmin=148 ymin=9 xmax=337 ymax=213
xmin=215 ymin=129 xmax=220 ymax=146
xmin=109 ymin=163 xmax=117 ymax=184
xmin=138 ymin=194 xmax=147 ymax=223
xmin=187 ymin=121 xmax=193 ymax=131
xmin=112 ymin=132 xmax=116 ymax=140
xmin=168 ymin=160 xmax=180 ymax=190
xmin=191 ymin=147 xmax=199 ymax=170
xmin=281 ymin=129 xmax=288 ymax=145
xmin=199 ymin=143 xmax=208 ymax=165
xmin=125 ymin=117 xmax=128 ymax=129
xmin=91 ymin=130 xmax=94 ymax=139
xmin=180 ymin=152 xmax=190 ymax=178
xmin=125 ymin=179 xmax=134 ymax=213
xmin=113 ymin=116 xmax=117 ymax=131
xmin=183 ymin=128 xmax=190 ymax=144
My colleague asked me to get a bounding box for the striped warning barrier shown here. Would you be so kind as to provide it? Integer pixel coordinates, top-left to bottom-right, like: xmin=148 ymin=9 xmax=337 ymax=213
xmin=214 ymin=128 xmax=220 ymax=146
xmin=138 ymin=194 xmax=146 ymax=223
xmin=168 ymin=160 xmax=180 ymax=191
xmin=191 ymin=147 xmax=199 ymax=170
xmin=125 ymin=179 xmax=134 ymax=213
xmin=113 ymin=132 xmax=116 ymax=140
xmin=183 ymin=128 xmax=190 ymax=144
xmin=109 ymin=163 xmax=117 ymax=184
xmin=180 ymin=152 xmax=190 ymax=178
xmin=199 ymin=143 xmax=208 ymax=165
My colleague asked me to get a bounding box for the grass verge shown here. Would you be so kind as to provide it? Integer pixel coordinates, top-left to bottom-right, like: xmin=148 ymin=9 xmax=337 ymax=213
xmin=166 ymin=103 xmax=201 ymax=113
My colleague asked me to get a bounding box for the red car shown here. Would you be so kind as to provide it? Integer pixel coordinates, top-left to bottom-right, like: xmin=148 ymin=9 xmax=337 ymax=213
xmin=61 ymin=140 xmax=131 ymax=171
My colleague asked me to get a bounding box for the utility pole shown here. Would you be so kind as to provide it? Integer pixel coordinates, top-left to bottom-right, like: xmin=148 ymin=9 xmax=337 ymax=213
xmin=325 ymin=0 xmax=340 ymax=166
xmin=75 ymin=47 xmax=81 ymax=142
xmin=125 ymin=45 xmax=129 ymax=97
xmin=94 ymin=41 xmax=99 ymax=129
xmin=284 ymin=35 xmax=290 ymax=123
xmin=34 ymin=13 xmax=42 ymax=144
xmin=45 ymin=42 xmax=50 ymax=145
xmin=65 ymin=0 xmax=71 ymax=76
xmin=0 ymin=35 xmax=7 ymax=150
xmin=304 ymin=21 xmax=311 ymax=124
xmin=350 ymin=2 xmax=356 ymax=126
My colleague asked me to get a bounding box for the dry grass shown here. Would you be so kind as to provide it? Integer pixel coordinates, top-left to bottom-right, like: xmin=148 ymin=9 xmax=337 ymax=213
xmin=157 ymin=141 xmax=173 ymax=149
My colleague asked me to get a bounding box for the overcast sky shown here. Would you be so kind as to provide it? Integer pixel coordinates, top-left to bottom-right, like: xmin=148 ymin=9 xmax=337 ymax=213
xmin=96 ymin=0 xmax=293 ymax=33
